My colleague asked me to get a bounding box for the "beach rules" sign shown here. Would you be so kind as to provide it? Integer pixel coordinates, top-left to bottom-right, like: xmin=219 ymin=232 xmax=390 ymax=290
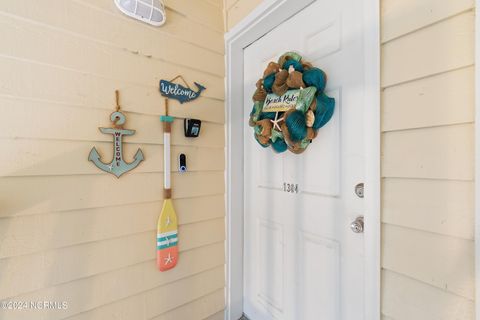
xmin=263 ymin=90 xmax=300 ymax=112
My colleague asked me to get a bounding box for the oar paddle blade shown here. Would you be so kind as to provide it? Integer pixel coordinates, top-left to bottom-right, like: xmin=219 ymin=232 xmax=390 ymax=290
xmin=157 ymin=199 xmax=179 ymax=271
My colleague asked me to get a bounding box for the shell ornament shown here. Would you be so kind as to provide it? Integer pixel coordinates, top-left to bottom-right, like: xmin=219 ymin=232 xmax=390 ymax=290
xmin=249 ymin=52 xmax=335 ymax=154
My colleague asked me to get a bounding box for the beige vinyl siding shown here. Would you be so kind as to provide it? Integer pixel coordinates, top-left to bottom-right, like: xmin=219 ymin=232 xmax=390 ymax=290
xmin=225 ymin=0 xmax=262 ymax=31
xmin=381 ymin=0 xmax=475 ymax=319
xmin=0 ymin=1 xmax=226 ymax=320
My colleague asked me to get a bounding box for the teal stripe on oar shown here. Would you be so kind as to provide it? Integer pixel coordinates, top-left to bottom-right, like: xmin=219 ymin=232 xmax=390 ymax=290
xmin=157 ymin=240 xmax=178 ymax=250
xmin=157 ymin=233 xmax=178 ymax=242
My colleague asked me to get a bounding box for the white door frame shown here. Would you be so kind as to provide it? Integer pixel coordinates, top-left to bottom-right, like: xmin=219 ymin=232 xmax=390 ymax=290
xmin=475 ymin=2 xmax=480 ymax=319
xmin=224 ymin=1 xmax=381 ymax=319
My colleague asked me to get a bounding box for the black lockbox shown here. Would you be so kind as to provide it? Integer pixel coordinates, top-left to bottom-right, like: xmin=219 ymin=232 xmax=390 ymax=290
xmin=184 ymin=118 xmax=201 ymax=137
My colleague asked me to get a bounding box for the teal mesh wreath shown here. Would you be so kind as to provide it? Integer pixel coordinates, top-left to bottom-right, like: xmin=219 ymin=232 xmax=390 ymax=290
xmin=249 ymin=52 xmax=335 ymax=154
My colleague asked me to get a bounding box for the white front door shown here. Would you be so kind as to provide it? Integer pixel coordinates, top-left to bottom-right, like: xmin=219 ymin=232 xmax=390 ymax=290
xmin=243 ymin=1 xmax=366 ymax=319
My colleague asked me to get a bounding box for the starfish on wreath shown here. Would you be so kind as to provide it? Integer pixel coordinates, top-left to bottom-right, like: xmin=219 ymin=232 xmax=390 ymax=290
xmin=270 ymin=112 xmax=284 ymax=132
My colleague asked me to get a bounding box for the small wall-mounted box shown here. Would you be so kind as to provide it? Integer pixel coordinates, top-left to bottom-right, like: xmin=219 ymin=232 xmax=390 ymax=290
xmin=184 ymin=119 xmax=201 ymax=137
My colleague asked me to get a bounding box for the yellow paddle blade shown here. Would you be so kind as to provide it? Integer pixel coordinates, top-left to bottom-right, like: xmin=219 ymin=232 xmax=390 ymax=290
xmin=158 ymin=199 xmax=178 ymax=232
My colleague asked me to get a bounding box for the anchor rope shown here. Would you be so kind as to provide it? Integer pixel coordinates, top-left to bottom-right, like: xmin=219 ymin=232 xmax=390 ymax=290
xmin=115 ymin=89 xmax=121 ymax=112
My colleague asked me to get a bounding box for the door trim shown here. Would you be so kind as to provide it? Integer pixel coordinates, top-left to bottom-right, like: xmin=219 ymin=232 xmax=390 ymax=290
xmin=224 ymin=1 xmax=381 ymax=319
xmin=475 ymin=1 xmax=480 ymax=319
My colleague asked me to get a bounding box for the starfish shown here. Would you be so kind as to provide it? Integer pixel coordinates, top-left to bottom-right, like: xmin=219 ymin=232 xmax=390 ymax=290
xmin=270 ymin=112 xmax=284 ymax=132
xmin=164 ymin=253 xmax=174 ymax=265
xmin=107 ymin=164 xmax=113 ymax=171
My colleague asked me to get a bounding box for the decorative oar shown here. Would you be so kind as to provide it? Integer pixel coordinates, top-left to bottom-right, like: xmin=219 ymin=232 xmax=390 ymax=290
xmin=157 ymin=98 xmax=179 ymax=271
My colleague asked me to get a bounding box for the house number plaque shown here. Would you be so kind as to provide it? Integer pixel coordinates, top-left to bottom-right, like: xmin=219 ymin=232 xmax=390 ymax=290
xmin=283 ymin=182 xmax=299 ymax=194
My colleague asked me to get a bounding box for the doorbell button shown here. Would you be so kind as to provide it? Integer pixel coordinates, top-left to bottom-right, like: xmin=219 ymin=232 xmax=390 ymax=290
xmin=178 ymin=153 xmax=187 ymax=173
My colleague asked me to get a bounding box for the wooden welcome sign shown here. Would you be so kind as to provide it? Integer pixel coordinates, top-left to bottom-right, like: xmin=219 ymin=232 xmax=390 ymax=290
xmin=159 ymin=75 xmax=206 ymax=104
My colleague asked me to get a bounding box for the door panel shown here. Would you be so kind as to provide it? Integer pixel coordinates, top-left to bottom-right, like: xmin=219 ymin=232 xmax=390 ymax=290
xmin=256 ymin=146 xmax=284 ymax=189
xmin=257 ymin=219 xmax=285 ymax=316
xmin=299 ymin=232 xmax=340 ymax=320
xmin=243 ymin=0 xmax=365 ymax=319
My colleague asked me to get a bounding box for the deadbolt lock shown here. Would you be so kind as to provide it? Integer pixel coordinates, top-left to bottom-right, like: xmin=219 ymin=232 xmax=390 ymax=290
xmin=355 ymin=183 xmax=364 ymax=198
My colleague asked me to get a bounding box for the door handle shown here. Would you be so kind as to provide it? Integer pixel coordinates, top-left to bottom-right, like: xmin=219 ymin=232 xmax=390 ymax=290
xmin=350 ymin=216 xmax=364 ymax=233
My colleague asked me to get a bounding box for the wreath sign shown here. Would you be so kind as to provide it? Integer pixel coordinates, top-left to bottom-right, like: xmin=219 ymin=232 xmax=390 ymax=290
xmin=249 ymin=52 xmax=335 ymax=154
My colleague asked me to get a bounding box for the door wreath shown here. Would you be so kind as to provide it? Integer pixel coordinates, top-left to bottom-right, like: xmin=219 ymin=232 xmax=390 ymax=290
xmin=249 ymin=52 xmax=335 ymax=154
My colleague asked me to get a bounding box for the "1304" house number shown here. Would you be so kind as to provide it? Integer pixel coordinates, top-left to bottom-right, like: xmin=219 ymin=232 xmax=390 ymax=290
xmin=283 ymin=183 xmax=299 ymax=194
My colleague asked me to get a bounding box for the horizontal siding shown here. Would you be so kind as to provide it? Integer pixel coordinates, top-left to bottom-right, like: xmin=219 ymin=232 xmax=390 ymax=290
xmin=0 ymin=172 xmax=225 ymax=218
xmin=0 ymin=93 xmax=224 ymax=124
xmin=225 ymin=0 xmax=262 ymax=31
xmin=382 ymin=178 xmax=474 ymax=240
xmin=79 ymin=0 xmax=224 ymax=51
xmin=0 ymin=140 xmax=225 ymax=177
xmin=204 ymin=0 xmax=223 ymax=9
xmin=0 ymin=265 xmax=225 ymax=320
xmin=0 ymin=195 xmax=225 ymax=259
xmin=149 ymin=289 xmax=225 ymax=320
xmin=0 ymin=50 xmax=223 ymax=102
xmin=2 ymin=0 xmax=223 ymax=53
xmin=382 ymin=67 xmax=474 ymax=132
xmin=0 ymin=236 xmax=225 ymax=301
xmin=381 ymin=0 xmax=475 ymax=318
xmin=382 ymin=123 xmax=474 ymax=180
xmin=163 ymin=0 xmax=224 ymax=32
xmin=0 ymin=98 xmax=224 ymax=145
xmin=382 ymin=223 xmax=474 ymax=299
xmin=382 ymin=270 xmax=474 ymax=320
xmin=382 ymin=11 xmax=474 ymax=87
xmin=381 ymin=0 xmax=474 ymax=43
xmin=67 ymin=288 xmax=224 ymax=320
xmin=0 ymin=1 xmax=225 ymax=319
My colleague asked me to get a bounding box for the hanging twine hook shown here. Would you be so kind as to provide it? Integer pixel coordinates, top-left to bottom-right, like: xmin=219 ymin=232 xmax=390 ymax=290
xmin=111 ymin=90 xmax=125 ymax=127
xmin=115 ymin=90 xmax=121 ymax=112
xmin=169 ymin=75 xmax=191 ymax=90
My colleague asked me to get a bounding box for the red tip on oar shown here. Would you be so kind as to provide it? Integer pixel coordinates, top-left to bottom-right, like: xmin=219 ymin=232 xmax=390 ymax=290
xmin=157 ymin=245 xmax=179 ymax=271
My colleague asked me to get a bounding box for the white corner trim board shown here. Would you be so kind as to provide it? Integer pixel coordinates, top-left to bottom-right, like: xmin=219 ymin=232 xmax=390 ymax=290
xmin=225 ymin=0 xmax=381 ymax=319
xmin=475 ymin=1 xmax=480 ymax=319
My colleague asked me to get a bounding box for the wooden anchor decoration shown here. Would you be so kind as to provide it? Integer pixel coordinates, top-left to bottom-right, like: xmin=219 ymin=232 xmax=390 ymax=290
xmin=159 ymin=75 xmax=206 ymax=104
xmin=88 ymin=90 xmax=144 ymax=177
